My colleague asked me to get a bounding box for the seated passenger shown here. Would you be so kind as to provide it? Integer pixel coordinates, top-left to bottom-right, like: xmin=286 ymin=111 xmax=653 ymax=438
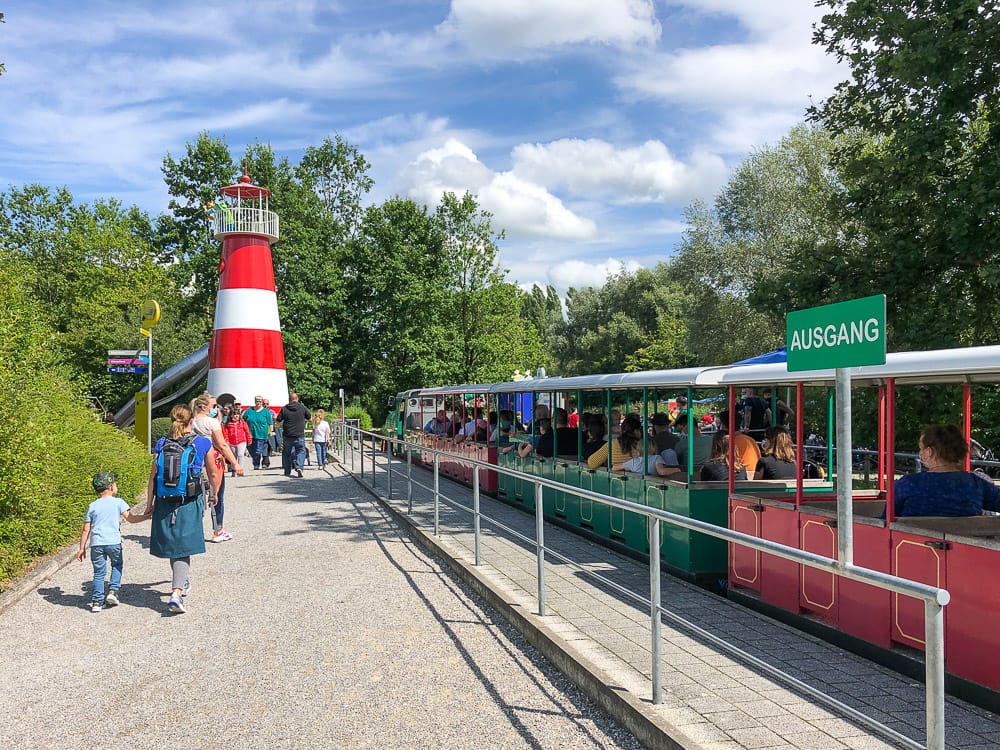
xmin=649 ymin=412 xmax=678 ymax=453
xmin=588 ymin=415 xmax=644 ymax=470
xmin=424 ymin=410 xmax=449 ymax=436
xmin=674 ymin=414 xmax=713 ymax=469
xmin=517 ymin=417 xmax=551 ymax=458
xmin=700 ymin=433 xmax=748 ymax=481
xmin=717 ymin=409 xmax=761 ymax=475
xmin=581 ymin=413 xmax=608 ymax=461
xmin=755 ymin=426 xmax=798 ymax=480
xmin=524 ymin=404 xmax=550 ymax=435
xmin=447 ymin=410 xmax=464 ymax=438
xmin=456 ymin=409 xmax=488 ymax=443
xmin=893 ymin=424 xmax=1000 ymax=517
xmin=618 ymin=450 xmax=680 ymax=478
xmin=610 ymin=409 xmax=623 ymax=438
xmin=492 ymin=410 xmax=515 ymax=448
xmin=534 ymin=407 xmax=579 ymax=458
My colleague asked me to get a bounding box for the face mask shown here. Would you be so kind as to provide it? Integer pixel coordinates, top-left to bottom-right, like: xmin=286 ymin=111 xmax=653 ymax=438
xmin=500 ymin=421 xmax=511 ymax=430
xmin=209 ymin=407 xmax=218 ymax=417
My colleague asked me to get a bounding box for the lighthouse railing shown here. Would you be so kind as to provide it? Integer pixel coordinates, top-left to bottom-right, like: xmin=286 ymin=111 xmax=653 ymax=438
xmin=212 ymin=206 xmax=280 ymax=242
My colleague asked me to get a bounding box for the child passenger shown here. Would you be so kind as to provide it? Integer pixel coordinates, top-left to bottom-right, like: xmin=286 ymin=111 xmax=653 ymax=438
xmin=77 ymin=472 xmax=146 ymax=612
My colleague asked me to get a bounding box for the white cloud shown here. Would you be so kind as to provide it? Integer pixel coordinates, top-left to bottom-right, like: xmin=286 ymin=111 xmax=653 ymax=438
xmin=437 ymin=0 xmax=660 ymax=53
xmin=617 ymin=42 xmax=838 ymax=111
xmin=401 ymin=138 xmax=597 ymax=240
xmin=504 ymin=256 xmax=644 ymax=297
xmin=510 ymin=138 xmax=726 ymax=203
xmin=480 ymin=173 xmax=597 ymax=239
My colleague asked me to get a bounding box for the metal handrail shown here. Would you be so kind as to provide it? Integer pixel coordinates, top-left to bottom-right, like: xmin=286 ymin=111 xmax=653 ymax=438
xmin=211 ymin=205 xmax=280 ymax=242
xmin=340 ymin=424 xmax=948 ymax=750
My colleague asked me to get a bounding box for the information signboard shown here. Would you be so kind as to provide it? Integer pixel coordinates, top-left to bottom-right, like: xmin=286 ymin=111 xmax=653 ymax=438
xmin=786 ymin=294 xmax=887 ymax=372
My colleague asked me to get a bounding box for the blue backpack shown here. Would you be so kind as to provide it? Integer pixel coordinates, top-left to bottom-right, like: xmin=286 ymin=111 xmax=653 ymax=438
xmin=155 ymin=435 xmax=204 ymax=500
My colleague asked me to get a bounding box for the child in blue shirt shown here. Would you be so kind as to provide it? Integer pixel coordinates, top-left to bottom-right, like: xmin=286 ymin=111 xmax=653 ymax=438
xmin=77 ymin=472 xmax=146 ymax=612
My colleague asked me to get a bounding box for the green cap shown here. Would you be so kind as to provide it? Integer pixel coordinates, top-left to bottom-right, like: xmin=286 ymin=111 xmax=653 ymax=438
xmin=92 ymin=471 xmax=117 ymax=492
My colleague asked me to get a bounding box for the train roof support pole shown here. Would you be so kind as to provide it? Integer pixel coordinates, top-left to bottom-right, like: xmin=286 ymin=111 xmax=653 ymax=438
xmin=836 ymin=367 xmax=854 ymax=565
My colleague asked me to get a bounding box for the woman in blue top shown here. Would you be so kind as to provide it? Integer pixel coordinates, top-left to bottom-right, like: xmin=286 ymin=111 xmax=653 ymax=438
xmin=894 ymin=424 xmax=1000 ymax=517
xmin=140 ymin=404 xmax=221 ymax=614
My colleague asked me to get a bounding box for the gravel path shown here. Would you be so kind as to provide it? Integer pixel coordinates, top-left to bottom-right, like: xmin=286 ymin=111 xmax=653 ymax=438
xmin=0 ymin=466 xmax=642 ymax=750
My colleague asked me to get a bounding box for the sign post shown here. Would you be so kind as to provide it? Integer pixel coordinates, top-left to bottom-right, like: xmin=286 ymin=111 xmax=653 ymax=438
xmin=786 ymin=294 xmax=886 ymax=566
xmin=134 ymin=392 xmax=149 ymax=450
xmin=140 ymin=301 xmax=161 ymax=453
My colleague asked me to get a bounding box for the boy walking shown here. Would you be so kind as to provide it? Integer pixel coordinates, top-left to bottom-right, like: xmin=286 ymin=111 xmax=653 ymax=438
xmin=77 ymin=472 xmax=145 ymax=612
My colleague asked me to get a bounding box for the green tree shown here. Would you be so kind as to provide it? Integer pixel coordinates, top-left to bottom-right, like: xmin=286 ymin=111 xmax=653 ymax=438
xmin=521 ymin=284 xmax=563 ymax=367
xmin=0 ymin=186 xmax=191 ymax=411
xmin=157 ymin=132 xmax=237 ymax=319
xmin=436 ymin=191 xmax=529 ymax=383
xmin=297 ymin=134 xmax=374 ymax=239
xmin=345 ymin=197 xmax=452 ymax=413
xmin=551 ymin=265 xmax=693 ymax=375
xmin=809 ymin=0 xmax=1000 ymax=348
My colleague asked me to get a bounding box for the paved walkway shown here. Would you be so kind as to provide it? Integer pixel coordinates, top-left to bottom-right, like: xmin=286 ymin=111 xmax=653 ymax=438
xmin=0 ymin=466 xmax=642 ymax=750
xmin=342 ymin=445 xmax=1000 ymax=750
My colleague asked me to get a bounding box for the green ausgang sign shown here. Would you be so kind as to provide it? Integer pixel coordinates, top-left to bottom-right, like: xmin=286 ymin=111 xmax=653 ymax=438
xmin=786 ymin=295 xmax=886 ymax=372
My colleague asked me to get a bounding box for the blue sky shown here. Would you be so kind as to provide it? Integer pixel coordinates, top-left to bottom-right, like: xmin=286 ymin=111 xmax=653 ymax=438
xmin=0 ymin=1 xmax=844 ymax=295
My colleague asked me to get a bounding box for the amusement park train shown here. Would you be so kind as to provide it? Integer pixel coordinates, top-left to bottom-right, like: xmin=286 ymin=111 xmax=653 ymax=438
xmin=384 ymin=344 xmax=1000 ymax=709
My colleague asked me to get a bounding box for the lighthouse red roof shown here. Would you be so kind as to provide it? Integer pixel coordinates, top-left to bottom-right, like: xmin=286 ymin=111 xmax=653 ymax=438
xmin=219 ymin=166 xmax=272 ymax=199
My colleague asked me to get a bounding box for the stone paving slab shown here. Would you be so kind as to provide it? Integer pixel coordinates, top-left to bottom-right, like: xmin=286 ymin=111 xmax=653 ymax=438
xmin=346 ymin=447 xmax=1000 ymax=750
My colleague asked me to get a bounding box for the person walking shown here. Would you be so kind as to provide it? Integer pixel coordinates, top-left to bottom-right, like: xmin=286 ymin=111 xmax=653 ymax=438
xmin=244 ymin=395 xmax=274 ymax=470
xmin=191 ymin=392 xmax=243 ymax=543
xmin=223 ymin=404 xmax=251 ymax=477
xmin=264 ymin=398 xmax=282 ymax=464
xmin=140 ymin=404 xmax=221 ymax=614
xmin=276 ymin=392 xmax=311 ymax=478
xmin=77 ymin=472 xmax=146 ymax=612
xmin=312 ymin=409 xmax=331 ymax=469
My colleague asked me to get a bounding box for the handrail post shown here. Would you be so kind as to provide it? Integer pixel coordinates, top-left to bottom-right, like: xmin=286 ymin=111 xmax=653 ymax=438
xmin=433 ymin=453 xmax=440 ymax=537
xmin=386 ymin=438 xmax=393 ymax=498
xmin=473 ymin=466 xmax=481 ymax=565
xmin=360 ymin=432 xmax=364 ymax=479
xmin=535 ymin=481 xmax=546 ymax=616
xmin=649 ymin=515 xmax=662 ymax=704
xmin=406 ymin=443 xmax=413 ymax=513
xmin=925 ymin=598 xmax=946 ymax=750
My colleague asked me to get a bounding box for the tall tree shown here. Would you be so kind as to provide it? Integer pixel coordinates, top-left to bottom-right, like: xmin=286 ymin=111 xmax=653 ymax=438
xmin=0 ymin=185 xmax=192 ymax=410
xmin=345 ymin=197 xmax=453 ymax=411
xmin=809 ymin=0 xmax=1000 ymax=348
xmin=436 ymin=191 xmax=519 ymax=383
xmin=297 ymin=135 xmax=374 ymax=238
xmin=157 ymin=132 xmax=237 ymax=320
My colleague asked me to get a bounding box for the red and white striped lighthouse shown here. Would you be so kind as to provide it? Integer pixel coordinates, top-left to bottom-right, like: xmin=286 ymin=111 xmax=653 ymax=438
xmin=206 ymin=168 xmax=288 ymax=408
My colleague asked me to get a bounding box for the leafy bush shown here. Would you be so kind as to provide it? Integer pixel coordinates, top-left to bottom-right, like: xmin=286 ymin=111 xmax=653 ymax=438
xmin=151 ymin=416 xmax=171 ymax=444
xmin=0 ymin=274 xmax=152 ymax=590
xmin=343 ymin=405 xmax=372 ymax=431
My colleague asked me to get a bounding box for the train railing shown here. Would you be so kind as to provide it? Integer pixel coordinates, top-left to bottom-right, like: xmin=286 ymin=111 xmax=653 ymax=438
xmin=336 ymin=424 xmax=950 ymax=750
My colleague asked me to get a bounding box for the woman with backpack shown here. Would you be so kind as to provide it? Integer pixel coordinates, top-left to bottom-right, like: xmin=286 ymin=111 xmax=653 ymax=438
xmin=141 ymin=404 xmax=221 ymax=614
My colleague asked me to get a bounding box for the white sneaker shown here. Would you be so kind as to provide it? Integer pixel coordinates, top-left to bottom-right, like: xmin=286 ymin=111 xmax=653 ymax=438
xmin=104 ymin=591 xmax=119 ymax=607
xmin=168 ymin=594 xmax=186 ymax=614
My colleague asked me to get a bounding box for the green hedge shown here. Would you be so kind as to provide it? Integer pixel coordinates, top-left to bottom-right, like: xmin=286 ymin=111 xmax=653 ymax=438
xmin=344 ymin=405 xmax=372 ymax=430
xmin=0 ymin=278 xmax=153 ymax=590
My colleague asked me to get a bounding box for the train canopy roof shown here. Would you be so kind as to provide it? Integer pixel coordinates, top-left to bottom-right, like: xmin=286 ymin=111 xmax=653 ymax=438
xmin=489 ymin=367 xmax=709 ymax=393
xmin=699 ymin=344 xmax=1000 ymax=387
